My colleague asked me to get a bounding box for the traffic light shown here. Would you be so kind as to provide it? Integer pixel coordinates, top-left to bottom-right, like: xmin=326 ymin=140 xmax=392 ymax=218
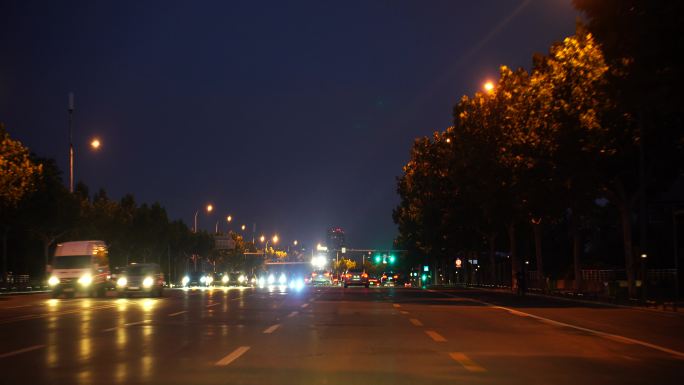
xmin=421 ymin=273 xmax=427 ymax=282
xmin=374 ymin=255 xmax=381 ymax=264
xmin=388 ymin=255 xmax=396 ymax=264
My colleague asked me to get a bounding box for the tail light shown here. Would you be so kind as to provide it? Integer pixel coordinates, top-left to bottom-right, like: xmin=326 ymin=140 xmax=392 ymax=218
xmin=324 ymin=272 xmax=330 ymax=277
xmin=393 ymin=275 xmax=398 ymax=279
xmin=346 ymin=273 xmax=351 ymax=278
xmin=312 ymin=272 xmax=318 ymax=277
xmin=362 ymin=273 xmax=368 ymax=278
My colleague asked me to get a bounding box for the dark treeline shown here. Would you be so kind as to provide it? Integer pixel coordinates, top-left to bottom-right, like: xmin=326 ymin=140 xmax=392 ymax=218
xmin=394 ymin=1 xmax=684 ymax=297
xmin=1 ymin=153 xmax=217 ymax=283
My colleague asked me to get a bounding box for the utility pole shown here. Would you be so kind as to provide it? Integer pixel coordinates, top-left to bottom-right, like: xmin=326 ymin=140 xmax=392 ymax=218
xmin=68 ymin=93 xmax=75 ymax=193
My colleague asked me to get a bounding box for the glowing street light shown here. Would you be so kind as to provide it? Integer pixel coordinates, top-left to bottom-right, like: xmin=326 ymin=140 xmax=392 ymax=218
xmin=193 ymin=204 xmax=214 ymax=233
xmin=272 ymin=235 xmax=279 ymax=244
xmin=293 ymin=240 xmax=298 ymax=246
xmin=241 ymin=224 xmax=246 ymax=231
xmin=90 ymin=138 xmax=101 ymax=150
xmin=483 ymin=81 xmax=495 ymax=93
xmin=226 ymin=215 xmax=232 ymax=223
xmin=260 ymin=235 xmax=266 ymax=243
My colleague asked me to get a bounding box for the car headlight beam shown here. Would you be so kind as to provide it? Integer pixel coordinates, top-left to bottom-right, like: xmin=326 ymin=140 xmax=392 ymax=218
xmin=48 ymin=276 xmax=60 ymax=286
xmin=117 ymin=277 xmax=128 ymax=287
xmin=78 ymin=274 xmax=93 ymax=286
xmin=142 ymin=277 xmax=153 ymax=288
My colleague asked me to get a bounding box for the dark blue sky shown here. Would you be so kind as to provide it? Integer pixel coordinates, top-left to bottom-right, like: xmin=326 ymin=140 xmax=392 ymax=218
xmin=0 ymin=0 xmax=579 ymax=249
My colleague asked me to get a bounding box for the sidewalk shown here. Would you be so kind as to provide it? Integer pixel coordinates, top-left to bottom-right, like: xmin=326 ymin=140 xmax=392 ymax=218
xmin=428 ymin=284 xmax=682 ymax=314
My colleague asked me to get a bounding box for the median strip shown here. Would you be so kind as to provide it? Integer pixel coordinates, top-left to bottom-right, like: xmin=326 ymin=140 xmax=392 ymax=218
xmin=215 ymin=346 xmax=250 ymax=366
xmin=425 ymin=330 xmax=447 ymax=342
xmin=449 ymin=352 xmax=486 ymax=372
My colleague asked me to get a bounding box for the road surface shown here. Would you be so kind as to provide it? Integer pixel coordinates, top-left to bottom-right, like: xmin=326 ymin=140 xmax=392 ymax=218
xmin=0 ymin=286 xmax=682 ymax=384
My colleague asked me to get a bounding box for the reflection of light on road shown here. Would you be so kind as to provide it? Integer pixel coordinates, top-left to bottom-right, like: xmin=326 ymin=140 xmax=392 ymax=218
xmin=278 ymin=285 xmax=287 ymax=293
xmin=77 ymin=370 xmax=92 ymax=385
xmin=78 ymin=299 xmax=93 ymax=384
xmin=142 ymin=355 xmax=153 ymax=381
xmin=115 ymin=362 xmax=127 ymax=384
xmin=116 ymin=298 xmax=128 ymax=312
xmin=141 ymin=299 xmax=155 ymax=312
xmin=47 ymin=315 xmax=58 ymax=368
xmin=46 ymin=299 xmax=59 ymax=308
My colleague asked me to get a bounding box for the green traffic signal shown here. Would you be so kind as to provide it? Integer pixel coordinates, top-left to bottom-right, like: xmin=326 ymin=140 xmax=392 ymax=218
xmin=388 ymin=255 xmax=396 ymax=264
xmin=421 ymin=274 xmax=427 ymax=281
xmin=374 ymin=255 xmax=381 ymax=263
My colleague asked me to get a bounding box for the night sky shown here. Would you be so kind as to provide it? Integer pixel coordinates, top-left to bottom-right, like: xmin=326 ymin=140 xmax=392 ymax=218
xmin=0 ymin=0 xmax=579 ymax=249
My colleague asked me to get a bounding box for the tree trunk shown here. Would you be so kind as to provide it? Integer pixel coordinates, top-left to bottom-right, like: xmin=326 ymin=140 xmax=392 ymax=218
xmin=619 ymin=203 xmax=636 ymax=298
xmin=508 ymin=223 xmax=518 ymax=291
xmin=488 ymin=233 xmax=497 ymax=285
xmin=567 ymin=212 xmax=582 ymax=291
xmin=532 ymin=220 xmax=544 ymax=291
xmin=1 ymin=227 xmax=8 ymax=281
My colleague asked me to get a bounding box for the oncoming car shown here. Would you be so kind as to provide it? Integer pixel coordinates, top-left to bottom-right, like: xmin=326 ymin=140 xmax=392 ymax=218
xmin=116 ymin=263 xmax=164 ymax=297
xmin=181 ymin=271 xmax=214 ymax=287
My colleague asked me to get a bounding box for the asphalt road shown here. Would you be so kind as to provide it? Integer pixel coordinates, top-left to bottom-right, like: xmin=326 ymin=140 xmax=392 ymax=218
xmin=0 ymin=285 xmax=682 ymax=385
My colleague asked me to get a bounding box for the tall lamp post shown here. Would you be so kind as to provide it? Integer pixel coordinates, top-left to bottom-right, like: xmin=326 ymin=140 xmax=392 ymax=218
xmin=68 ymin=93 xmax=74 ymax=193
xmin=194 ymin=204 xmax=213 ymax=233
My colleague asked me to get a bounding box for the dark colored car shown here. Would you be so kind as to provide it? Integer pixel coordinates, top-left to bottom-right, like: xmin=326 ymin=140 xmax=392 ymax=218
xmin=116 ymin=263 xmax=164 ymax=297
xmin=343 ymin=269 xmax=369 ymax=288
xmin=381 ymin=272 xmax=400 ymax=286
xmin=181 ymin=271 xmax=213 ymax=287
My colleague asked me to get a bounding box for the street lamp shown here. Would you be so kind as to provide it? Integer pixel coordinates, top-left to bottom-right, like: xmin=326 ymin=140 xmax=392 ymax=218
xmin=293 ymin=240 xmax=298 ymax=246
xmin=241 ymin=224 xmax=246 ymax=231
xmin=90 ymin=138 xmax=101 ymax=150
xmin=483 ymin=81 xmax=494 ymax=93
xmin=272 ymin=235 xmax=279 ymax=244
xmin=227 ymin=215 xmax=232 ymax=223
xmin=193 ymin=204 xmax=213 ymax=233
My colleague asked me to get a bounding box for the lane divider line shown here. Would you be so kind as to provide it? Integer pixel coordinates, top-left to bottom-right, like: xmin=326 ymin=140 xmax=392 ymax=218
xmin=425 ymin=330 xmax=447 ymax=342
xmin=206 ymin=303 xmax=220 ymax=308
xmin=449 ymin=352 xmax=486 ymax=372
xmin=300 ymin=303 xmax=309 ymax=308
xmin=263 ymin=324 xmax=280 ymax=334
xmin=168 ymin=311 xmax=187 ymax=317
xmin=215 ymin=346 xmax=251 ymax=366
xmin=409 ymin=318 xmax=423 ymax=327
xmin=0 ymin=345 xmax=45 ymax=359
xmin=393 ymin=304 xmax=401 ymax=308
xmin=102 ymin=319 xmax=150 ymax=332
xmin=400 ymin=310 xmax=409 ymax=315
xmin=429 ymin=289 xmax=684 ymax=360
xmin=287 ymin=311 xmax=298 ymax=318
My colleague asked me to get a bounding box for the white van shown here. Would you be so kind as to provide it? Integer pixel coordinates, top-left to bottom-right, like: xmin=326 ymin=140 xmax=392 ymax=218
xmin=47 ymin=240 xmax=110 ymax=298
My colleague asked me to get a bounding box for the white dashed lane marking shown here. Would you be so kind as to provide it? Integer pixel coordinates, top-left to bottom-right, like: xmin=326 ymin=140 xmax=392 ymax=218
xmin=215 ymin=346 xmax=250 ymax=366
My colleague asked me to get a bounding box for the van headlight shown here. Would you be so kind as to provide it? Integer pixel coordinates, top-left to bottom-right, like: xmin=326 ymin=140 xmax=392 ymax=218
xmin=142 ymin=277 xmax=153 ymax=288
xmin=117 ymin=277 xmax=128 ymax=287
xmin=181 ymin=276 xmax=190 ymax=286
xmin=238 ymin=275 xmax=246 ymax=284
xmin=48 ymin=276 xmax=60 ymax=286
xmin=221 ymin=275 xmax=229 ymax=284
xmin=78 ymin=274 xmax=93 ymax=286
xmin=205 ymin=276 xmax=213 ymax=285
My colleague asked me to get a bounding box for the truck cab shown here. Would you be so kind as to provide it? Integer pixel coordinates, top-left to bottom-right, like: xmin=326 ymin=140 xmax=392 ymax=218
xmin=47 ymin=240 xmax=110 ymax=298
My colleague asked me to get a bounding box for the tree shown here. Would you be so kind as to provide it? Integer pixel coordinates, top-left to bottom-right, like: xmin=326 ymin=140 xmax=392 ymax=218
xmin=0 ymin=124 xmax=42 ymax=277
xmin=574 ymin=0 xmax=684 ymax=296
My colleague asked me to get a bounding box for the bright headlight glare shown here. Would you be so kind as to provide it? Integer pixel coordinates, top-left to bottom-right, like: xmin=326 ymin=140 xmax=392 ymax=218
xmin=238 ymin=275 xmax=246 ymax=283
xmin=142 ymin=277 xmax=153 ymax=288
xmin=199 ymin=276 xmax=206 ymax=283
xmin=78 ymin=274 xmax=93 ymax=286
xmin=267 ymin=274 xmax=275 ymax=284
xmin=48 ymin=276 xmax=59 ymax=286
xmin=279 ymin=274 xmax=287 ymax=285
xmin=222 ymin=275 xmax=229 ymax=283
xmin=206 ymin=276 xmax=213 ymax=285
xmin=117 ymin=277 xmax=128 ymax=287
xmin=182 ymin=276 xmax=190 ymax=285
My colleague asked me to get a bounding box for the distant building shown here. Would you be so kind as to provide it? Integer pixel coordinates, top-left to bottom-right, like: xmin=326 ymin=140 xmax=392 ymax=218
xmin=214 ymin=234 xmax=236 ymax=250
xmin=327 ymin=227 xmax=346 ymax=251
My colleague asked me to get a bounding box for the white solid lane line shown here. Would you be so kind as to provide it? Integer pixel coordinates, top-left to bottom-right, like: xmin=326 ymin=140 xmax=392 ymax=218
xmin=429 ymin=289 xmax=684 ymax=360
xmin=215 ymin=346 xmax=251 ymax=366
xmin=409 ymin=318 xmax=423 ymax=327
xmin=168 ymin=311 xmax=187 ymax=317
xmin=300 ymin=303 xmax=309 ymax=308
xmin=102 ymin=319 xmax=150 ymax=332
xmin=206 ymin=302 xmax=220 ymax=308
xmin=263 ymin=324 xmax=280 ymax=334
xmin=425 ymin=330 xmax=447 ymax=342
xmin=0 ymin=345 xmax=45 ymax=359
xmin=287 ymin=311 xmax=298 ymax=318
